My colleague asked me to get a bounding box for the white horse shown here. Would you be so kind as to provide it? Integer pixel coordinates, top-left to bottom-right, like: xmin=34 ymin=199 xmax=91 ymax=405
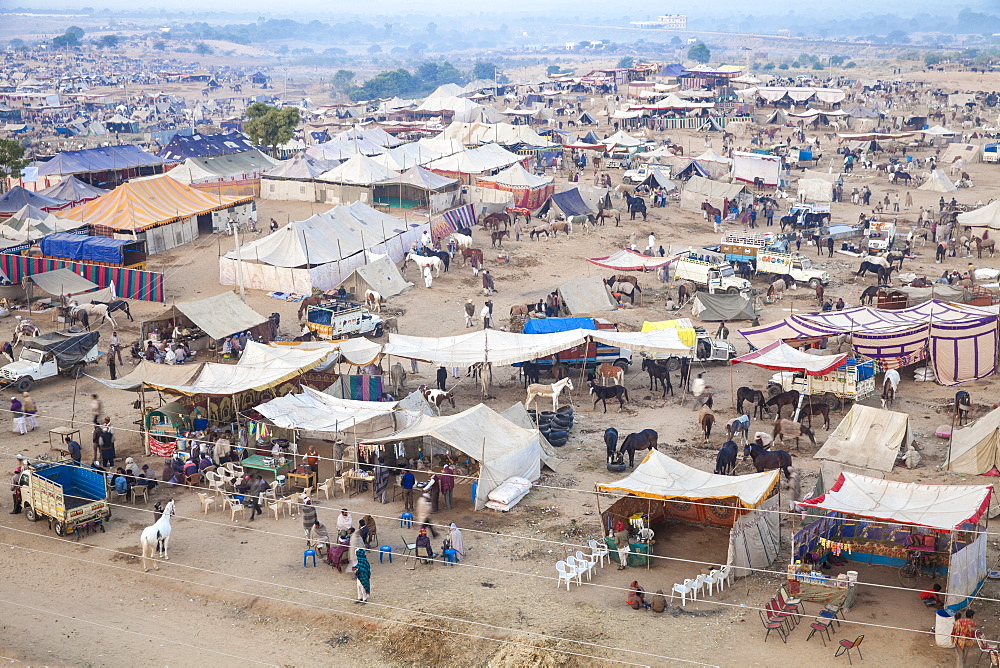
xmin=406 ymin=252 xmax=444 ymax=277
xmin=450 ymin=233 xmax=473 ymax=249
xmin=525 ymin=377 xmax=574 ymax=412
xmin=140 ymin=499 xmax=175 ymax=572
xmin=364 ymin=289 xmax=383 ymax=313
xmin=74 ymin=302 xmax=118 ymax=328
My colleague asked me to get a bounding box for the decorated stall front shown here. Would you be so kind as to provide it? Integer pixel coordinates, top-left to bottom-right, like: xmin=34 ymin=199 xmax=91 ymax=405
xmin=796 ymin=472 xmax=992 ymax=611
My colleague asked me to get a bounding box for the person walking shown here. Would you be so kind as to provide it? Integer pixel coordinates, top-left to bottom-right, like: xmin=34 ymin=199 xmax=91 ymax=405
xmin=353 ymin=549 xmax=371 ymax=604
xmin=91 ymin=394 xmax=102 ymax=425
xmin=614 ymin=521 xmax=630 ymax=570
xmin=374 ymin=457 xmax=389 ymax=504
xmin=827 ymin=236 xmax=835 ymax=257
xmin=301 ymin=497 xmax=318 ymax=544
xmin=422 ymin=265 xmax=433 ymax=289
xmin=415 ymin=492 xmax=438 ymax=537
xmin=109 ymin=331 xmax=124 ymax=365
xmin=482 ymin=270 xmax=495 ymax=296
xmin=436 ymin=366 xmax=448 ymax=391
xmin=481 ymin=304 xmax=492 ymax=329
xmin=439 ymin=464 xmax=455 ymax=510
xmin=464 ymin=299 xmax=475 ymax=327
xmin=98 ymin=419 xmax=116 ymax=467
xmin=107 ymin=347 xmax=117 ymax=380
xmin=952 ymin=609 xmax=977 ymax=667
xmin=21 ymin=392 xmax=37 ymax=431
xmin=905 ymin=191 xmax=913 ymax=209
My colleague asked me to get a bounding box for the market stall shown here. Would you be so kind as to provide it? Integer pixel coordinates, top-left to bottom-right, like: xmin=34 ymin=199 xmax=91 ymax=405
xmin=796 ymin=472 xmax=992 ymax=611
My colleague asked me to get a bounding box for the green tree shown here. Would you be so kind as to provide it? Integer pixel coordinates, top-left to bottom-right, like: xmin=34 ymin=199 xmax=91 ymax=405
xmin=812 ymin=61 xmax=825 ymax=70
xmin=761 ymin=62 xmax=776 ymax=71
xmin=52 ymin=29 xmax=81 ymax=49
xmin=194 ymin=42 xmax=212 ymax=55
xmin=688 ymin=42 xmax=711 ymax=63
xmin=778 ymin=63 xmax=790 ymax=70
xmin=97 ymin=34 xmax=120 ymax=48
xmin=66 ymin=26 xmax=85 ymax=40
xmin=471 ymin=61 xmax=497 ymax=80
xmin=9 ymin=38 xmax=24 ymax=49
xmin=244 ymin=103 xmax=300 ymax=147
xmin=0 ymin=139 xmax=28 ymax=193
xmin=368 ymin=43 xmax=382 ymax=54
xmin=546 ymin=64 xmax=562 ymax=75
xmin=331 ymin=69 xmax=355 ymax=93
xmin=845 ymin=61 xmax=857 ymax=68
xmin=617 ymin=56 xmax=635 ymax=68
xmin=829 ymin=55 xmax=846 ymax=66
xmin=924 ymin=52 xmax=943 ymax=66
xmin=153 ymin=40 xmax=166 ymax=51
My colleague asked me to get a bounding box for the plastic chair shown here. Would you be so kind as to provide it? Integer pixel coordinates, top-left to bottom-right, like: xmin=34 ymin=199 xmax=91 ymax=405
xmin=303 ymin=549 xmax=317 ymax=567
xmin=759 ymin=609 xmax=788 ymax=643
xmin=704 ymin=568 xmax=722 ymax=596
xmin=317 ymin=477 xmax=335 ymax=500
xmin=196 ymin=492 xmax=216 ymax=514
xmin=575 ymin=550 xmax=597 ymax=580
xmin=131 ymin=485 xmax=149 ymax=504
xmin=265 ymin=496 xmax=283 ymax=520
xmin=400 ymin=534 xmax=418 ymax=570
xmin=716 ymin=564 xmax=733 ymax=591
xmin=379 ymin=545 xmax=393 ymax=563
xmin=834 ymin=635 xmax=864 ymax=664
xmin=282 ymin=493 xmax=302 ymax=519
xmin=689 ymin=573 xmax=707 ymax=601
xmin=587 ymin=539 xmax=609 ymax=568
xmin=224 ymin=495 xmax=245 ymax=522
xmin=565 ymin=556 xmax=586 ymax=584
xmin=670 ymin=578 xmax=696 ymax=606
xmin=443 ymin=548 xmax=458 ymax=565
xmin=555 ymin=561 xmax=575 ymax=590
xmin=779 ymin=584 xmax=806 ymax=615
xmin=400 ymin=512 xmax=414 ymax=528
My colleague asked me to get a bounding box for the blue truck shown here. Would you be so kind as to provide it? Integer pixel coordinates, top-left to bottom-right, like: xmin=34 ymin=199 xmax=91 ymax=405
xmin=18 ymin=461 xmax=110 ymax=539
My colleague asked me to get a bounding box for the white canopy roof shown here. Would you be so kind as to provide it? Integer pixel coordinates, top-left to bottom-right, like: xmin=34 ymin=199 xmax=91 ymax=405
xmin=957 ymin=200 xmax=1000 ymax=230
xmin=813 ymin=404 xmax=912 ymax=473
xmin=369 ymin=143 xmax=444 ymax=171
xmin=602 ymin=130 xmax=644 ymax=147
xmin=477 ymin=163 xmax=552 ymax=189
xmin=424 ymin=143 xmax=522 ymax=175
xmin=598 ymin=450 xmax=779 ymax=510
xmin=319 ymin=153 xmax=399 ymax=185
xmin=944 ymin=405 xmax=1000 ymax=474
xmin=255 ymin=385 xmax=400 ymax=434
xmin=364 ymin=403 xmax=544 ymax=510
xmin=382 ymin=328 xmax=690 ymax=366
xmin=918 ymin=169 xmax=957 ymax=193
xmin=799 ymin=472 xmax=992 ymax=531
xmin=921 ymin=125 xmax=956 ymax=136
xmin=172 ymin=291 xmax=269 ymax=341
xmin=694 ymin=148 xmax=731 ymax=165
xmin=731 ymin=340 xmax=846 ymax=376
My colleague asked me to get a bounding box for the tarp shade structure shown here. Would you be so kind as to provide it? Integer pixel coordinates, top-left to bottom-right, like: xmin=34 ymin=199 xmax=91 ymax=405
xmin=918 ymin=169 xmax=957 ymax=193
xmin=549 ymin=188 xmax=593 ymax=217
xmin=363 ymin=403 xmax=545 ymax=510
xmin=40 ymin=233 xmax=130 ymax=264
xmin=26 ymin=268 xmax=98 ymax=296
xmin=957 ymin=200 xmax=1000 ymax=230
xmin=268 ymin=338 xmax=382 ymax=368
xmin=382 ymin=327 xmax=690 ymax=366
xmin=98 ymin=342 xmax=332 ymax=396
xmin=339 ymin=255 xmax=412 ymax=298
xmin=522 ymin=317 xmax=596 ymax=335
xmin=170 ymin=291 xmax=269 ymax=341
xmin=475 ymin=163 xmax=554 ymax=209
xmin=598 ymin=450 xmax=780 ymax=510
xmin=37 ymin=176 xmax=107 ymax=205
xmin=587 ymin=248 xmax=674 ymax=271
xmin=35 ymin=145 xmax=166 ymax=177
xmin=897 ymin=285 xmax=972 ymax=306
xmin=738 ymin=301 xmax=998 ymax=385
xmin=254 ymin=385 xmax=402 ymax=440
xmin=0 ymin=186 xmax=70 ymax=215
xmin=691 ymin=293 xmax=757 ymax=322
xmin=731 ymin=152 xmax=781 ymax=187
xmin=57 ymin=174 xmax=252 ymax=232
xmin=680 ymin=176 xmax=745 ymax=213
xmin=813 ymin=404 xmax=912 ymax=473
xmin=731 ymin=340 xmax=846 ymax=376
xmin=500 ymin=402 xmax=560 ymax=471
xmin=157 ymin=132 xmax=257 ymax=161
xmin=798 ymin=472 xmax=992 ymax=532
xmin=944 ymin=405 xmax=1000 ymax=474
xmin=558 ymin=276 xmax=617 ymax=314
xmin=642 ymin=318 xmax=697 ymax=347
xmin=0 ymin=204 xmax=85 ymax=241
xmin=378 ymin=165 xmax=458 ymax=191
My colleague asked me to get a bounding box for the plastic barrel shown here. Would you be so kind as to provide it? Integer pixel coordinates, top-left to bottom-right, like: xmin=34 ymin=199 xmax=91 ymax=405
xmin=471 ymin=482 xmax=478 ymax=507
xmin=935 ymin=609 xmax=955 ymax=648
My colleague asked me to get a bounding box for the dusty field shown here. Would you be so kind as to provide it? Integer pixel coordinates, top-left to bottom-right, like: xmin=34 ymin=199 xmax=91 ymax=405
xmin=5 ymin=75 xmax=1000 ymax=666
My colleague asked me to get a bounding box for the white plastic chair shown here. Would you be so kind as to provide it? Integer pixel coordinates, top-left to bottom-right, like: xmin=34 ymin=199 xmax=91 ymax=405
xmin=671 ymin=578 xmax=695 ymax=606
xmin=689 ymin=573 xmax=707 ymax=601
xmin=566 ymin=555 xmax=589 ymax=583
xmin=716 ymin=564 xmax=733 ymax=592
xmin=265 ymin=495 xmax=283 ymax=520
xmin=555 ymin=561 xmax=575 ymax=590
xmin=196 ymin=492 xmax=216 ymax=514
xmin=575 ymin=550 xmax=597 ymax=580
xmin=317 ymin=477 xmax=335 ymax=500
xmin=588 ymin=539 xmax=610 ymax=568
xmin=704 ymin=569 xmax=722 ymax=596
xmin=223 ymin=495 xmax=245 ymax=522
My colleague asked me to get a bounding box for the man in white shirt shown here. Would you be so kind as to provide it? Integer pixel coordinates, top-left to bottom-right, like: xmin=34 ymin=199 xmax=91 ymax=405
xmin=690 ymin=373 xmax=706 ymax=411
xmin=336 ymin=508 xmax=353 ymax=533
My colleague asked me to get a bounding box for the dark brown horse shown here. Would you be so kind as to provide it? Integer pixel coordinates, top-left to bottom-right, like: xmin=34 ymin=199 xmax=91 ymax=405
xmin=619 ymin=429 xmax=658 ymax=467
xmin=736 ymin=387 xmax=766 ymax=419
xmin=744 ymin=441 xmax=793 ymax=479
xmin=298 ymin=294 xmax=324 ymax=319
xmin=701 ymin=201 xmax=721 ymax=218
xmin=764 ymin=390 xmax=800 ymax=420
xmin=798 ymin=402 xmax=831 ymax=430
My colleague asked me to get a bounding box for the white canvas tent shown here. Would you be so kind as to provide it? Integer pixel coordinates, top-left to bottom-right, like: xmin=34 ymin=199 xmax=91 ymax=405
xmin=339 ymin=254 xmax=412 ymax=298
xmin=680 ymin=176 xmax=746 ymax=213
xmin=918 ymin=169 xmax=957 ymax=192
xmin=941 ymin=143 xmax=982 ymax=165
xmin=797 ymin=178 xmax=834 ymax=202
xmin=364 ymin=403 xmax=546 ymax=510
xmin=598 ymin=451 xmax=781 ymax=577
xmin=813 ymin=404 xmax=912 ymax=473
xmin=958 ymin=200 xmax=1000 ymax=230
xmin=731 ymin=151 xmax=781 ymax=187
xmin=168 ymin=291 xmax=270 ymax=341
xmin=558 ymin=276 xmax=617 ymax=314
xmin=944 ymin=405 xmax=1000 ymax=474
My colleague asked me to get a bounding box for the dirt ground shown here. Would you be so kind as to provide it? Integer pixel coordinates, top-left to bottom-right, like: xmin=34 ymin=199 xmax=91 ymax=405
xmin=6 ymin=72 xmax=1000 ymax=666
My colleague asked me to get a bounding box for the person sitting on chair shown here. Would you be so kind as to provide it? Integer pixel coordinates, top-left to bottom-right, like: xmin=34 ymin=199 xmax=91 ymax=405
xmin=628 ymin=581 xmax=649 ymax=610
xmin=920 ymin=583 xmax=943 ymax=608
xmin=415 ymin=527 xmax=436 ymax=561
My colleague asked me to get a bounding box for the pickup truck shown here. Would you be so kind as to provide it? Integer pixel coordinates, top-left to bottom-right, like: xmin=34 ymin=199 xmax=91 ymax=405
xmin=623 ymin=163 xmax=670 ymax=185
xmin=305 ymin=301 xmax=383 ymax=339
xmin=18 ymin=461 xmax=110 ymax=538
xmin=1 ymin=331 xmax=100 ymax=392
xmin=673 ymin=250 xmax=752 ymax=295
xmin=866 ymin=220 xmax=896 ymax=252
xmin=756 ymin=251 xmax=830 ymax=288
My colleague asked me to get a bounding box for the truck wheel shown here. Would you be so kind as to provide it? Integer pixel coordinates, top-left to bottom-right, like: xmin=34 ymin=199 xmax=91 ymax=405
xmin=614 ymin=359 xmax=629 ymax=370
xmin=24 ymin=505 xmax=37 ymax=522
xmin=664 ymin=357 xmax=681 ymax=372
xmin=71 ymin=363 xmax=85 ymax=379
xmin=15 ymin=377 xmax=32 ymax=393
xmin=726 ymin=287 xmax=740 ymax=294
xmin=54 ymin=521 xmax=65 ymax=536
xmin=808 ymin=278 xmax=821 ymax=289
xmin=373 ymin=324 xmax=384 ymax=338
xmin=823 ymin=392 xmax=843 ymax=410
xmin=767 ymin=384 xmax=781 ymax=399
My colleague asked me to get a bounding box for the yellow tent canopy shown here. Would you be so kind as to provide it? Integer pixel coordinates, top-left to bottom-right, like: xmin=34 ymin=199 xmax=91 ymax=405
xmin=641 ymin=318 xmax=697 ymax=347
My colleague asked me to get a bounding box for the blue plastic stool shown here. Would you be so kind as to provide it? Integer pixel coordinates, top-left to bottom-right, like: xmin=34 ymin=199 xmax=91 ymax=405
xmin=443 ymin=548 xmax=458 ymax=566
xmin=400 ymin=512 xmax=413 ymax=528
xmin=303 ymin=549 xmax=317 ymax=567
xmin=379 ymin=545 xmax=393 ymax=563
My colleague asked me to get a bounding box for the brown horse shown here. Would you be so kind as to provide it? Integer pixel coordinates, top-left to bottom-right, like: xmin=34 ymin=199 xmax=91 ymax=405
xmin=798 ymin=402 xmax=830 ymax=430
xmin=771 ymin=418 xmax=816 ymax=451
xmin=490 ymin=230 xmax=509 ymax=248
xmin=974 ymin=236 xmax=996 ymax=258
xmin=701 ymin=201 xmax=721 ymax=219
xmin=461 ymin=248 xmax=484 ymax=266
xmin=765 ymin=390 xmax=800 ymax=419
xmin=699 ymin=402 xmax=715 ymax=442
xmin=298 ymin=294 xmax=324 ymax=319
xmin=483 ymin=212 xmax=510 ymax=230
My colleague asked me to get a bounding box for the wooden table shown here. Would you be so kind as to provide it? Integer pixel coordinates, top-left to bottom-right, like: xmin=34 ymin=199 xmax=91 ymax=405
xmin=287 ymin=470 xmax=317 ymax=491
xmin=48 ymin=426 xmax=80 ymax=458
xmin=343 ymin=472 xmax=374 ymax=498
xmin=791 ymin=579 xmax=857 ymax=610
xmin=240 ymin=455 xmax=291 ymax=479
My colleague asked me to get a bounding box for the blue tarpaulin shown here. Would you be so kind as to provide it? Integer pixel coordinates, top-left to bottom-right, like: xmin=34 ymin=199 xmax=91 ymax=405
xmin=40 ymin=233 xmax=129 ymax=264
xmin=36 ymin=145 xmax=166 ymax=177
xmin=158 ymin=132 xmax=257 ymax=161
xmin=0 ymin=186 xmax=69 ymax=214
xmin=522 ymin=317 xmax=596 ymax=334
xmin=549 ymin=188 xmax=593 ymax=217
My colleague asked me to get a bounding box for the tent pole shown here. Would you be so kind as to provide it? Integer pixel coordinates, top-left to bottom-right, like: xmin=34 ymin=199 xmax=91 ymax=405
xmin=141 ymin=387 xmax=148 ymax=456
xmin=729 ymin=361 xmax=735 ymax=410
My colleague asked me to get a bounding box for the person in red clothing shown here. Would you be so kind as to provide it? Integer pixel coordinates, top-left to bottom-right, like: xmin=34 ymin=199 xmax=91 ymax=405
xmin=439 ymin=465 xmax=455 ymax=510
xmin=304 ymin=447 xmax=319 ymax=473
xmin=953 ymin=609 xmax=978 ymax=667
xmin=920 ymin=583 xmax=943 ymax=608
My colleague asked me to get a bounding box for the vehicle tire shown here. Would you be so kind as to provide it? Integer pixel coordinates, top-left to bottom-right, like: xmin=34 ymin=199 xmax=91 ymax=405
xmin=614 ymin=359 xmax=629 ymax=370
xmin=373 ymin=325 xmax=384 ymax=338
xmin=71 ymin=363 xmax=85 ymax=379
xmin=664 ymin=357 xmax=681 ymax=372
xmin=24 ymin=505 xmax=37 ymax=522
xmin=54 ymin=521 xmax=65 ymax=537
xmin=726 ymin=287 xmax=740 ymax=294
xmin=823 ymin=392 xmax=842 ymax=410
xmin=15 ymin=377 xmax=32 ymax=393
xmin=808 ymin=278 xmax=821 ymax=289
xmin=767 ymin=384 xmax=781 ymax=399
